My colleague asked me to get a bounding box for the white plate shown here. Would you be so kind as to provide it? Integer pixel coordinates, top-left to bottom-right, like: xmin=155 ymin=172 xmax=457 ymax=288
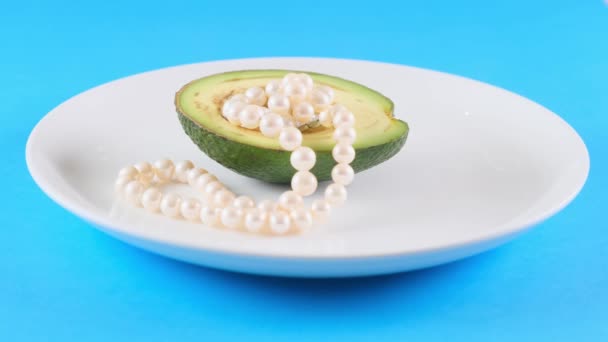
xmin=26 ymin=58 xmax=589 ymax=277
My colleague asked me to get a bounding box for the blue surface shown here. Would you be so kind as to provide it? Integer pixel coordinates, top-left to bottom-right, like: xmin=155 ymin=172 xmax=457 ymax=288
xmin=2 ymin=0 xmax=607 ymax=340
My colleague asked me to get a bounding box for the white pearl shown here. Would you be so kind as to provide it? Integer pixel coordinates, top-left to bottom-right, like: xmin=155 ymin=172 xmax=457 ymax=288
xmin=187 ymin=167 xmax=208 ymax=186
xmin=290 ymin=146 xmax=316 ymax=171
xmin=203 ymin=181 xmax=224 ymax=199
xmin=284 ymin=82 xmax=308 ymax=103
xmin=279 ymin=127 xmax=302 ymax=151
xmin=222 ymin=100 xmax=246 ymax=124
xmin=118 ymin=166 xmax=139 ymax=181
xmin=269 ymin=211 xmax=291 ymax=234
xmin=278 ymin=190 xmax=303 ymax=211
xmin=239 ymin=105 xmax=264 ymax=129
xmin=134 ymin=162 xmax=154 ymax=184
xmin=153 ymin=158 xmax=174 ymax=182
xmin=200 ymin=206 xmax=222 ymax=226
xmin=259 ymin=112 xmax=284 ymax=138
xmin=332 ymin=110 xmax=355 ymax=128
xmin=244 ymin=208 xmax=266 ymax=233
xmin=228 ymin=94 xmax=248 ymax=103
xmin=220 ymin=206 xmax=243 ymax=229
xmin=265 ymin=79 xmax=282 ymax=96
xmin=292 ymin=102 xmax=315 ymax=123
xmin=124 ymin=180 xmax=145 ymax=206
xmin=141 ymin=187 xmax=162 ymax=212
xmin=332 ymin=142 xmax=356 ymax=164
xmin=194 ymin=173 xmax=218 ymax=192
xmin=330 ymin=104 xmax=348 ymax=115
xmin=294 ymin=73 xmax=314 ymax=90
xmin=291 ymin=171 xmax=318 ymax=196
xmin=233 ymin=195 xmax=255 ymax=209
xmin=180 ymin=198 xmax=201 ymax=221
xmin=214 ymin=189 xmax=236 ymax=208
xmin=114 ymin=176 xmax=132 ymax=194
xmin=160 ymin=193 xmax=182 ymax=218
xmin=174 ymin=160 xmax=194 ymax=183
xmin=281 ymin=73 xmax=299 ymax=87
xmin=325 ymin=183 xmax=347 ymax=206
xmin=315 ymin=85 xmax=335 ymax=102
xmin=333 ymin=126 xmax=357 ymax=145
xmin=318 ymin=110 xmax=333 ymax=128
xmin=244 ymin=87 xmax=267 ymax=106
xmin=267 ymin=94 xmax=291 ymax=115
xmin=290 ymin=208 xmax=313 ymax=231
xmin=257 ymin=200 xmax=278 ymax=213
xmin=331 ymin=163 xmax=355 ymax=186
xmin=310 ymin=89 xmax=331 ymax=112
xmin=311 ymin=199 xmax=331 ymax=223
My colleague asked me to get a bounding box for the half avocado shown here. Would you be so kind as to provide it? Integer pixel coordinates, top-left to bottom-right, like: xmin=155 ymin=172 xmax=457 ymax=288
xmin=175 ymin=69 xmax=409 ymax=184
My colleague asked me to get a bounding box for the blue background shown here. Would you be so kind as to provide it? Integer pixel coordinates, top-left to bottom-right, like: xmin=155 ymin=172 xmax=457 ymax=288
xmin=2 ymin=0 xmax=607 ymax=340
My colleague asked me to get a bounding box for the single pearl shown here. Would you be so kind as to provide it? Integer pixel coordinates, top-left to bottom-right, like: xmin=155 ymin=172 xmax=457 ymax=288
xmin=284 ymin=82 xmax=308 ymax=103
xmin=180 ymin=198 xmax=201 ymax=221
xmin=259 ymin=112 xmax=284 ymax=138
xmin=200 ymin=206 xmax=222 ymax=226
xmin=269 ymin=211 xmax=291 ymax=234
xmin=160 ymin=193 xmax=182 ymax=218
xmin=332 ymin=142 xmax=356 ymax=164
xmin=315 ymin=85 xmax=335 ymax=102
xmin=244 ymin=208 xmax=266 ymax=233
xmin=203 ymin=181 xmax=224 ymax=200
xmin=330 ymin=104 xmax=348 ymax=115
xmin=124 ymin=180 xmax=145 ymax=206
xmin=174 ymin=160 xmax=195 ymax=183
xmin=267 ymin=94 xmax=291 ymax=115
xmin=141 ymin=187 xmax=162 ymax=212
xmin=294 ymin=73 xmax=314 ymax=90
xmin=291 ymin=171 xmax=318 ymax=196
xmin=187 ymin=167 xmax=208 ymax=186
xmin=239 ymin=105 xmax=264 ymax=129
xmin=279 ymin=127 xmax=303 ymax=151
xmin=333 ymin=126 xmax=357 ymax=145
xmin=214 ymin=189 xmax=236 ymax=208
xmin=114 ymin=176 xmax=132 ymax=194
xmin=281 ymin=73 xmax=299 ymax=87
xmin=134 ymin=162 xmax=154 ymax=184
xmin=311 ymin=199 xmax=331 ymax=223
xmin=228 ymin=93 xmax=248 ymax=103
xmin=290 ymin=146 xmax=316 ymax=171
xmin=194 ymin=173 xmax=218 ymax=193
xmin=332 ymin=110 xmax=356 ymax=128
xmin=331 ymin=163 xmax=355 ymax=186
xmin=318 ymin=110 xmax=333 ymax=128
xmin=310 ymin=89 xmax=331 ymax=112
xmin=233 ymin=195 xmax=255 ymax=209
xmin=325 ymin=183 xmax=347 ymax=206
xmin=153 ymin=159 xmax=174 ymax=182
xmin=278 ymin=190 xmax=303 ymax=211
xmin=290 ymin=208 xmax=313 ymax=231
xmin=244 ymin=87 xmax=267 ymax=106
xmin=221 ymin=206 xmax=243 ymax=229
xmin=118 ymin=166 xmax=139 ymax=181
xmin=258 ymin=200 xmax=278 ymax=213
xmin=222 ymin=99 xmax=247 ymax=124
xmin=292 ymin=102 xmax=315 ymax=123
xmin=265 ymin=79 xmax=282 ymax=96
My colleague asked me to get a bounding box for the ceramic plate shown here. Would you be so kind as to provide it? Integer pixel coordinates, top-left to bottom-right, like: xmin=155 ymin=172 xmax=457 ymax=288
xmin=26 ymin=58 xmax=589 ymax=277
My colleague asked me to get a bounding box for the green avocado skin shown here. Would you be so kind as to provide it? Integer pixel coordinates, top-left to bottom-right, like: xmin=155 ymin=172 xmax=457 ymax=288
xmin=178 ymin=112 xmax=409 ymax=184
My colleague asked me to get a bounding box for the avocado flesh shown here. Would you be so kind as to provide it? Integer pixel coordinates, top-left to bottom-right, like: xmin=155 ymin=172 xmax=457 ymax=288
xmin=176 ymin=70 xmax=409 ymax=183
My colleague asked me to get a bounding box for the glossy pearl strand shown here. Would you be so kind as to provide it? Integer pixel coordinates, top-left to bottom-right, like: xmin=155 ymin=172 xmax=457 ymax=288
xmin=115 ymin=73 xmax=355 ymax=235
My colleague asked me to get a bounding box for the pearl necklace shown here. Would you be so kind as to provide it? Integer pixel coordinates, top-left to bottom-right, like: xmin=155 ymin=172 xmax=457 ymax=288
xmin=114 ymin=73 xmax=356 ymax=235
